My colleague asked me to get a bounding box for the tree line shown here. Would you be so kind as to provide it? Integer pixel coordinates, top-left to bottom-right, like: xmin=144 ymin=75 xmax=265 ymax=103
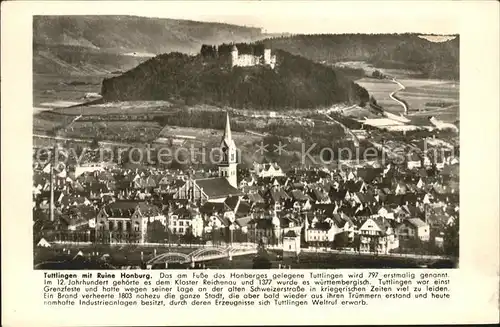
xmin=260 ymin=34 xmax=459 ymax=80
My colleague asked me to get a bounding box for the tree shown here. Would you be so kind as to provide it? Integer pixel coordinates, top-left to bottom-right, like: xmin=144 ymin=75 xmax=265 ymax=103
xmin=147 ymin=220 xmax=168 ymax=243
xmin=252 ymin=242 xmax=272 ymax=269
xmin=443 ymin=218 xmax=459 ymax=257
xmin=181 ymin=227 xmax=196 ymax=246
xmin=170 ymin=150 xmax=188 ymax=171
xmin=90 ymin=138 xmax=100 ymax=150
xmin=333 ymin=231 xmax=350 ymax=249
xmin=353 ymin=234 xmax=361 ymax=252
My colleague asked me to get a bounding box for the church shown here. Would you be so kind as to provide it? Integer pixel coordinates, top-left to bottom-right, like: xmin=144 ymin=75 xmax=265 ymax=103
xmin=174 ymin=112 xmax=243 ymax=203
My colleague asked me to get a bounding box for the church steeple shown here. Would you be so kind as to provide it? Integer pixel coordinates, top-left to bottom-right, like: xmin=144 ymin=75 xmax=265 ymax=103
xmin=221 ymin=112 xmax=235 ymax=148
xmin=219 ymin=111 xmax=238 ymax=188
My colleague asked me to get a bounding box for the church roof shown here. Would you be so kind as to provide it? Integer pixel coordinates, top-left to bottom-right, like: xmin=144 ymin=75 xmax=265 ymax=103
xmin=195 ymin=177 xmax=243 ymax=199
xmin=200 ymin=202 xmax=230 ymax=214
xmin=221 ymin=112 xmax=236 ymax=148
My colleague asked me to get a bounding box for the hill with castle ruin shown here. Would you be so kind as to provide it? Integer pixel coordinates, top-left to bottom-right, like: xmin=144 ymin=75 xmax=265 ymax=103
xmin=100 ymin=43 xmax=370 ymax=110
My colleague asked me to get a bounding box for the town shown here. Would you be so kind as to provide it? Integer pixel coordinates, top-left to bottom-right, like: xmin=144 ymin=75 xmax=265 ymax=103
xmin=33 ymin=112 xmax=459 ymax=269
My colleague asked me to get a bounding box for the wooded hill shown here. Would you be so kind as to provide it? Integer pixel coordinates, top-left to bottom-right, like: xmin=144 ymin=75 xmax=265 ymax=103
xmin=101 ymin=44 xmax=369 ymax=110
xmin=33 ymin=15 xmax=265 ymax=75
xmin=261 ymin=34 xmax=459 ymax=80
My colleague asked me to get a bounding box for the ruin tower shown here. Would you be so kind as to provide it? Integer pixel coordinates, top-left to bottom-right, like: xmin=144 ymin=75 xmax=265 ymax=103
xmin=263 ymin=48 xmax=272 ymax=65
xmin=231 ymin=45 xmax=239 ymax=67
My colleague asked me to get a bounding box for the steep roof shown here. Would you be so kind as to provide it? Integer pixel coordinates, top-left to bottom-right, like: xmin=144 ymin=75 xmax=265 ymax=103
xmin=224 ymin=196 xmax=240 ymax=211
xmin=104 ymin=201 xmax=160 ymax=217
xmin=310 ymin=187 xmax=329 ymax=202
xmin=246 ymin=192 xmax=265 ymax=203
xmin=236 ymin=201 xmax=252 ymax=217
xmin=407 ymin=218 xmax=428 ymax=228
xmin=221 ymin=112 xmax=235 ymax=149
xmin=290 ymin=189 xmax=310 ymax=201
xmin=284 ymin=230 xmax=298 ymax=237
xmin=195 ymin=177 xmax=243 ymax=199
xmin=199 ymin=202 xmax=229 ymax=215
xmin=235 ymin=216 xmax=252 ymax=228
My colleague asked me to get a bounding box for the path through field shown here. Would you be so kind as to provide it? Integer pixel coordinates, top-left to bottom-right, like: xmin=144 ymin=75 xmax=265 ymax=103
xmin=389 ymin=78 xmax=408 ymax=115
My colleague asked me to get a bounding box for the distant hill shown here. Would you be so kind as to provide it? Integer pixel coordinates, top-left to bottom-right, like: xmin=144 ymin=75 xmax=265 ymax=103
xmin=101 ymin=45 xmax=369 ymax=110
xmin=33 ymin=15 xmax=266 ymax=75
xmin=261 ymin=34 xmax=459 ymax=80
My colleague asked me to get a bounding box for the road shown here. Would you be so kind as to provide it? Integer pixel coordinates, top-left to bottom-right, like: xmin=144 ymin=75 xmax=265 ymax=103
xmin=64 ymin=114 xmax=82 ymax=130
xmin=389 ymin=77 xmax=409 ymax=115
xmin=33 ymin=134 xmax=134 ymax=148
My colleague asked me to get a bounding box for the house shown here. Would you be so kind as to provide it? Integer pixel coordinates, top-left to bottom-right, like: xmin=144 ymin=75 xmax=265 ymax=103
xmin=305 ymin=219 xmax=333 ymax=245
xmin=407 ymin=152 xmax=422 ymax=169
xmin=247 ymin=218 xmax=275 ymax=245
xmin=244 ymin=191 xmax=265 ymax=204
xmin=358 ymin=217 xmax=399 ymax=254
xmin=75 ymin=162 xmax=114 ymax=178
xmin=263 ymin=187 xmax=290 ymax=212
xmin=253 ymin=162 xmax=285 ymax=178
xmin=309 ymin=186 xmax=331 ymax=204
xmin=289 ymin=189 xmax=312 ymax=211
xmin=395 ymin=218 xmax=430 ymax=241
xmin=199 ymin=201 xmax=233 ymax=235
xmin=66 ymin=206 xmax=98 ymax=231
xmin=168 ymin=206 xmax=204 ymax=237
xmin=239 ymin=175 xmax=257 ymax=188
xmin=283 ymin=230 xmax=301 ymax=257
xmin=95 ymin=201 xmax=164 ymax=244
xmin=394 ymin=182 xmax=408 ymax=195
xmin=247 ymin=210 xmax=301 ymax=246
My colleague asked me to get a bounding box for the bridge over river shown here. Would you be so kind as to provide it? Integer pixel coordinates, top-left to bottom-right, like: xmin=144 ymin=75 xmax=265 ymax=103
xmin=146 ymin=245 xmax=258 ymax=268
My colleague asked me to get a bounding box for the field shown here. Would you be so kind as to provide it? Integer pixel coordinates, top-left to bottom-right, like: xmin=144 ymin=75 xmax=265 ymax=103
xmin=331 ymin=62 xmax=459 ymax=123
xmin=60 ymin=121 xmax=164 ymax=143
xmin=355 ymin=76 xmax=459 ymax=123
xmin=356 ymin=78 xmax=402 ymax=112
xmin=159 ymin=126 xmax=260 ymax=143
xmin=158 ymin=125 xmax=264 ymax=166
xmin=55 ymin=101 xmax=177 ymax=116
xmin=33 ymin=74 xmax=109 ymax=107
xmin=33 ymin=116 xmax=65 ymax=134
xmin=398 ymin=79 xmax=459 ymax=115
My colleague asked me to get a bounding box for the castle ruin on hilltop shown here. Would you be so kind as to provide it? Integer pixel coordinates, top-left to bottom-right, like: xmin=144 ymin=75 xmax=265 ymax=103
xmin=200 ymin=43 xmax=277 ymax=69
xmin=230 ymin=45 xmax=276 ymax=69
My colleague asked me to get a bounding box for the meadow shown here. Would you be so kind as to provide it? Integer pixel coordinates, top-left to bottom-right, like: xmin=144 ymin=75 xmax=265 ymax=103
xmin=356 ymin=75 xmax=459 ymax=123
xmin=33 ymin=74 xmax=108 ymax=107
xmin=55 ymin=101 xmax=177 ymax=116
xmin=61 ymin=121 xmax=164 ymax=143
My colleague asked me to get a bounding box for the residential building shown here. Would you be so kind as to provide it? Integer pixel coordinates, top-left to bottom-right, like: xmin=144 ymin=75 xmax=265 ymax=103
xmin=396 ymin=218 xmax=430 ymax=241
xmin=95 ymin=201 xmax=164 ymax=244
xmin=358 ymin=217 xmax=399 ymax=254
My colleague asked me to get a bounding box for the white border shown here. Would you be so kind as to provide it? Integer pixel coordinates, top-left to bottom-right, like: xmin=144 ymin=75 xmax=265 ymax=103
xmin=2 ymin=1 xmax=499 ymax=326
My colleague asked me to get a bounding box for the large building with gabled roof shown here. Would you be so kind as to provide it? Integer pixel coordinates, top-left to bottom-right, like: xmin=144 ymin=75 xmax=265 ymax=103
xmin=174 ymin=112 xmax=242 ymax=203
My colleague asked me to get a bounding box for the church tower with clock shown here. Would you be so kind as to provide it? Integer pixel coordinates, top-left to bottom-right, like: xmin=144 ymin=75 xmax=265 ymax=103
xmin=219 ymin=112 xmax=238 ymax=188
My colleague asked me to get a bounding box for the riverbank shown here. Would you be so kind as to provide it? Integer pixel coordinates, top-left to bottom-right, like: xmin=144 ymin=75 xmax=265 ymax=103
xmin=34 ymin=244 xmax=457 ymax=269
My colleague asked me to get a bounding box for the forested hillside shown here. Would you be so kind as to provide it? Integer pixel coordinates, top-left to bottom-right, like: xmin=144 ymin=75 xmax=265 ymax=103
xmin=33 ymin=15 xmax=265 ymax=75
xmin=101 ymin=44 xmax=369 ymax=110
xmin=262 ymin=34 xmax=459 ymax=80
